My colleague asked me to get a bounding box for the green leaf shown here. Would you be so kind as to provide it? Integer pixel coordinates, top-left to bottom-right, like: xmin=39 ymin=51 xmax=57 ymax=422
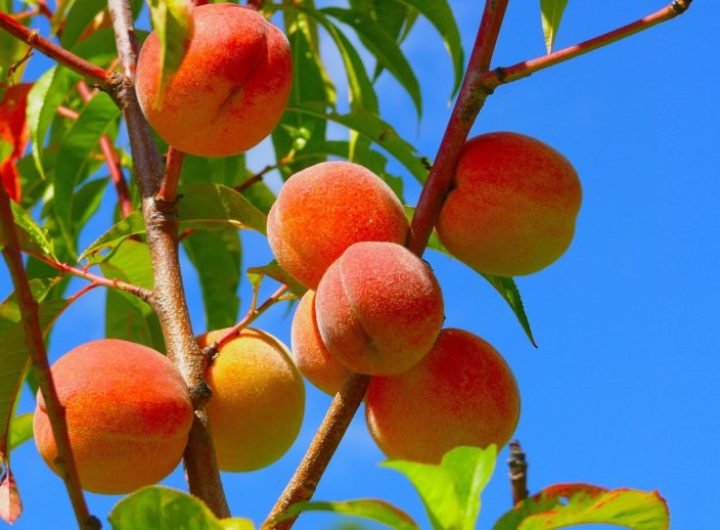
xmin=279 ymin=499 xmax=418 ymax=530
xmin=0 ymin=1 xmax=30 ymax=82
xmin=384 ymin=446 xmax=497 ymax=530
xmin=246 ymin=262 xmax=306 ymax=298
xmin=8 ymin=414 xmax=32 ymax=453
xmin=8 ymin=201 xmax=55 ymax=260
xmin=540 ymin=0 xmax=569 ymax=53
xmin=71 ymin=179 xmax=110 ymax=234
xmin=80 ymin=185 xmax=267 ymax=259
xmin=322 ymin=7 xmax=421 ymax=117
xmin=109 ymin=486 xmax=255 ymax=530
xmin=26 ymin=66 xmax=80 ymax=180
xmin=147 ymin=0 xmax=194 ymax=108
xmin=394 ymin=0 xmax=464 ymax=96
xmin=53 ymin=92 xmax=121 ymax=257
xmin=493 ymin=484 xmax=669 ymax=530
xmin=100 ymin=240 xmax=164 ymax=351
xmin=0 ymin=292 xmax=69 ymax=461
xmin=287 ymin=104 xmax=428 ymax=184
xmin=60 ymin=0 xmax=106 ymax=49
xmin=183 ymin=230 xmax=241 ymax=330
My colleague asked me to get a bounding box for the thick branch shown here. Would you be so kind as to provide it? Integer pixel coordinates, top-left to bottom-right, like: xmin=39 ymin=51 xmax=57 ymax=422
xmin=107 ymin=0 xmax=229 ymax=517
xmin=482 ymin=0 xmax=692 ymax=91
xmin=263 ymin=3 xmax=510 ymax=528
xmin=0 ymin=186 xmax=98 ymax=529
xmin=0 ymin=12 xmax=110 ymax=85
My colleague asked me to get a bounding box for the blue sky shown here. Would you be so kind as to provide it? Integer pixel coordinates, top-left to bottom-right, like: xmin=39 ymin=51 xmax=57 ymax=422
xmin=3 ymin=1 xmax=720 ymax=529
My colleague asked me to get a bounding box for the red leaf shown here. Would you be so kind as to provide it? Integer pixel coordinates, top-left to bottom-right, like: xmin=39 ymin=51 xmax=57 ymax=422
xmin=0 ymin=83 xmax=33 ymax=202
xmin=0 ymin=457 xmax=22 ymax=525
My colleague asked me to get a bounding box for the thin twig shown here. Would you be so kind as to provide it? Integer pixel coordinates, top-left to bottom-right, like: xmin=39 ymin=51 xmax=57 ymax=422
xmin=0 ymin=12 xmax=111 ymax=86
xmin=156 ymin=147 xmax=185 ymax=204
xmin=41 ymin=258 xmax=152 ymax=302
xmin=66 ymin=283 xmax=101 ymax=305
xmin=508 ymin=440 xmax=528 ymax=505
xmin=0 ymin=177 xmax=99 ymax=530
xmin=202 ymin=285 xmax=290 ymax=360
xmin=263 ymin=3 xmax=510 ymax=529
xmin=481 ymin=0 xmax=693 ymax=91
xmin=107 ymin=0 xmax=229 ymax=517
xmin=77 ymin=81 xmax=133 ymax=218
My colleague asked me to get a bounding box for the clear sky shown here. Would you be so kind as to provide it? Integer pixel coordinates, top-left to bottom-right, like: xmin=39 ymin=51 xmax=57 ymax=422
xmin=3 ymin=1 xmax=719 ymax=529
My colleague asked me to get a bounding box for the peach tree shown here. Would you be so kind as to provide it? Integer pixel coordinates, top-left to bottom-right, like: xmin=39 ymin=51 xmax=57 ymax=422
xmin=0 ymin=0 xmax=692 ymax=529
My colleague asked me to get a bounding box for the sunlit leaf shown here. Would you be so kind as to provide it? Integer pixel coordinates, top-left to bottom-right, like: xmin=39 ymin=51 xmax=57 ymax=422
xmin=7 ymin=414 xmax=32 ymax=453
xmin=53 ymin=91 xmax=121 ymax=257
xmin=109 ymin=486 xmax=255 ymax=530
xmin=494 ymin=483 xmax=669 ymax=530
xmin=278 ymin=499 xmax=418 ymax=530
xmin=246 ymin=261 xmax=306 ymax=298
xmin=540 ymin=0 xmax=569 ymax=53
xmin=287 ymin=104 xmax=428 ymax=184
xmin=322 ymin=7 xmax=421 ymax=117
xmin=147 ymin=0 xmax=194 ymax=107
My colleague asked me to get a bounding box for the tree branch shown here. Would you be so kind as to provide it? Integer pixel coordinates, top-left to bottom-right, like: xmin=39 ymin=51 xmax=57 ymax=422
xmin=508 ymin=440 xmax=528 ymax=505
xmin=263 ymin=2 xmax=510 ymax=528
xmin=481 ymin=0 xmax=693 ymax=91
xmin=202 ymin=285 xmax=290 ymax=360
xmin=0 ymin=12 xmax=111 ymax=86
xmin=41 ymin=258 xmax=152 ymax=302
xmin=156 ymin=147 xmax=185 ymax=204
xmin=107 ymin=0 xmax=229 ymax=517
xmin=0 ymin=183 xmax=99 ymax=530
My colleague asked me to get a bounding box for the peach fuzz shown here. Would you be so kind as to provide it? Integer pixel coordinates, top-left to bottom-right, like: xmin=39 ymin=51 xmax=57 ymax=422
xmin=136 ymin=3 xmax=292 ymax=157
xmin=291 ymin=290 xmax=350 ymax=396
xmin=198 ymin=328 xmax=304 ymax=471
xmin=315 ymin=241 xmax=444 ymax=376
xmin=33 ymin=339 xmax=193 ymax=495
xmin=437 ymin=132 xmax=582 ymax=276
xmin=366 ymin=328 xmax=520 ymax=464
xmin=267 ymin=161 xmax=409 ymax=289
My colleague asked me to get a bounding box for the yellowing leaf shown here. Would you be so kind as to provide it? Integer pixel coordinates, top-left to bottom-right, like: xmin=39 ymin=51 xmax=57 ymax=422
xmin=540 ymin=0 xmax=568 ymax=53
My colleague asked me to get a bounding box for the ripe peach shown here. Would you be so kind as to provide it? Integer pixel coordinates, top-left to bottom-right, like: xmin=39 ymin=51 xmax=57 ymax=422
xmin=198 ymin=328 xmax=304 ymax=471
xmin=437 ymin=132 xmax=582 ymax=276
xmin=267 ymin=161 xmax=409 ymax=289
xmin=33 ymin=339 xmax=193 ymax=494
xmin=366 ymin=328 xmax=520 ymax=464
xmin=136 ymin=3 xmax=292 ymax=157
xmin=291 ymin=290 xmax=350 ymax=395
xmin=315 ymin=241 xmax=444 ymax=376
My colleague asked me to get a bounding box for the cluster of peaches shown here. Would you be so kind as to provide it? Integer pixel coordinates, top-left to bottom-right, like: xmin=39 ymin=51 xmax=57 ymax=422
xmin=32 ymin=3 xmax=582 ymax=496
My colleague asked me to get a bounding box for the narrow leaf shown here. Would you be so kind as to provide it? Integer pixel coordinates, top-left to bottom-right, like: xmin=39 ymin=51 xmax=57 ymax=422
xmin=323 ymin=7 xmax=421 ymax=116
xmin=26 ymin=66 xmax=79 ymax=180
xmin=109 ymin=486 xmax=255 ymax=530
xmin=147 ymin=0 xmax=194 ymax=108
xmin=279 ymin=499 xmax=418 ymax=530
xmin=287 ymin=104 xmax=428 ymax=183
xmin=60 ymin=0 xmax=106 ymax=49
xmin=394 ymin=0 xmax=463 ymax=96
xmin=183 ymin=230 xmax=241 ymax=330
xmin=494 ymin=484 xmax=669 ymax=530
xmin=246 ymin=262 xmax=306 ymax=298
xmin=540 ymin=0 xmax=569 ymax=53
xmin=9 ymin=201 xmax=56 ymax=259
xmin=8 ymin=414 xmax=32 ymax=453
xmin=53 ymin=91 xmax=121 ymax=257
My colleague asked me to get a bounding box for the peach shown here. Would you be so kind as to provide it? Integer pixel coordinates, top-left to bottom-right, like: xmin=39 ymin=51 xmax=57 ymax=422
xmin=136 ymin=3 xmax=292 ymax=157
xmin=267 ymin=161 xmax=409 ymax=289
xmin=366 ymin=328 xmax=520 ymax=464
xmin=291 ymin=290 xmax=350 ymax=395
xmin=315 ymin=241 xmax=444 ymax=376
xmin=33 ymin=339 xmax=193 ymax=494
xmin=437 ymin=132 xmax=582 ymax=276
xmin=198 ymin=328 xmax=304 ymax=471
